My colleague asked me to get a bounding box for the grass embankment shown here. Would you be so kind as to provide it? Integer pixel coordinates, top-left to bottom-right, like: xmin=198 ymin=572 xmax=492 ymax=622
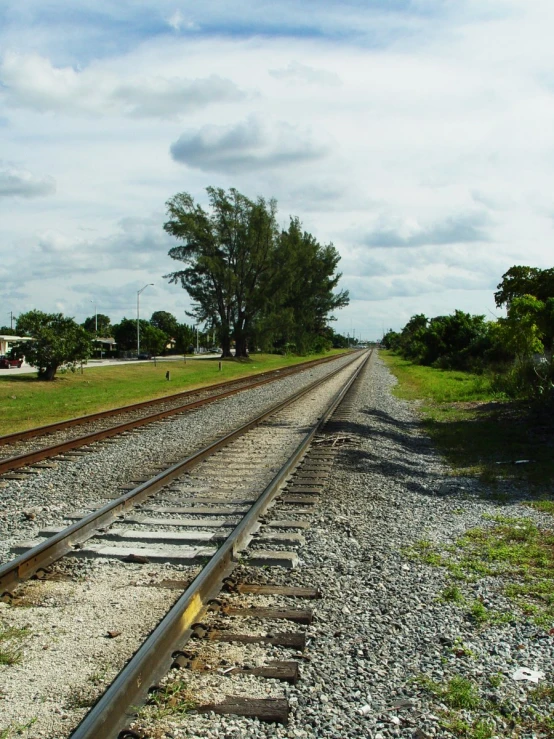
xmin=0 ymin=352 xmax=346 ymax=436
xmin=380 ymin=351 xmax=554 ymax=492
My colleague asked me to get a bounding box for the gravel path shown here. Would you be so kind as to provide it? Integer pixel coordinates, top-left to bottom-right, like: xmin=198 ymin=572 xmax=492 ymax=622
xmin=155 ymin=351 xmax=554 ymax=739
xmin=0 ymin=353 xmax=357 ymax=565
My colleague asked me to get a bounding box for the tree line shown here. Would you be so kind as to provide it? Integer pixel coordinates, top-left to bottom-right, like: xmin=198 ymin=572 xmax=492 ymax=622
xmin=382 ymin=265 xmax=554 ymax=401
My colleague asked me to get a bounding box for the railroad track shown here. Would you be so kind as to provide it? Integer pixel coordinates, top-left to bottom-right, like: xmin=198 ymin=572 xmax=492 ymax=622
xmin=0 ymin=350 xmax=371 ymax=739
xmin=0 ymin=352 xmax=352 ymax=477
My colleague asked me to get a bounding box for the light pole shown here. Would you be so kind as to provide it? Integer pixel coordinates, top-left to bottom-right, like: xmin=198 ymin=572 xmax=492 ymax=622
xmin=137 ymin=283 xmax=154 ymax=358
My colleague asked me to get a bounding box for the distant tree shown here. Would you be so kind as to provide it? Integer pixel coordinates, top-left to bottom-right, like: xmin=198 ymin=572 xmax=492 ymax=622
xmin=150 ymin=311 xmax=179 ymax=337
xmin=141 ymin=324 xmax=169 ymax=355
xmin=112 ymin=318 xmax=169 ymax=355
xmin=381 ymin=330 xmax=401 ymax=350
xmin=0 ymin=325 xmax=18 ymax=336
xmin=82 ymin=314 xmax=111 ymax=335
xmin=15 ymin=311 xmax=92 ymax=381
xmin=112 ymin=318 xmax=138 ymax=352
xmin=495 ymin=266 xmax=554 ymax=308
xmin=174 ymin=323 xmax=197 ymax=354
xmin=268 ymin=218 xmax=349 ymax=354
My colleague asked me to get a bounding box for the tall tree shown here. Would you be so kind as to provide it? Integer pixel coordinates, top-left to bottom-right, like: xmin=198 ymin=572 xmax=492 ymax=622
xmin=150 ymin=311 xmax=179 ymax=337
xmin=164 ymin=187 xmax=278 ymax=358
xmin=272 ymin=218 xmax=349 ymax=353
xmin=15 ymin=311 xmax=92 ymax=380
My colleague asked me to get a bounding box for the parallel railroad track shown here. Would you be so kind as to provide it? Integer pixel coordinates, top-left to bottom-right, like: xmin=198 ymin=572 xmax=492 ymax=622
xmin=0 ymin=352 xmax=353 ymax=477
xmin=0 ymin=350 xmax=371 ymax=739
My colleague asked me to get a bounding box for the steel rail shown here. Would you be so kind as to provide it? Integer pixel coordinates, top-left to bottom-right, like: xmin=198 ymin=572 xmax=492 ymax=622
xmin=0 ymin=351 xmax=365 ymax=597
xmin=71 ymin=349 xmax=372 ymax=739
xmin=0 ymin=353 xmax=347 ymax=447
xmin=0 ymin=353 xmax=357 ymax=476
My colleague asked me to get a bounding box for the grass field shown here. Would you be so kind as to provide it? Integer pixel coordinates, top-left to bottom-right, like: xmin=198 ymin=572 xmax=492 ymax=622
xmin=380 ymin=351 xmax=554 ymax=489
xmin=0 ymin=352 xmax=346 ymax=436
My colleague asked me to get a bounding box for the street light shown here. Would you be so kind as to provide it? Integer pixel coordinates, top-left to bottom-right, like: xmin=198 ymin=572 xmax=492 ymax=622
xmin=137 ymin=283 xmax=154 ymax=358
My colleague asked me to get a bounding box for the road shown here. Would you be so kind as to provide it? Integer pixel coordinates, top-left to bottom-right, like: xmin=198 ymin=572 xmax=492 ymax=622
xmin=0 ymin=354 xmax=224 ymax=376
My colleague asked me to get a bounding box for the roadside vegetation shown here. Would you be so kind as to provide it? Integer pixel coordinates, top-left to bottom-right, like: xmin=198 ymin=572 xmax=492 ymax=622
xmin=381 ymin=264 xmax=554 ymax=489
xmin=0 ymin=351 xmax=347 ymax=435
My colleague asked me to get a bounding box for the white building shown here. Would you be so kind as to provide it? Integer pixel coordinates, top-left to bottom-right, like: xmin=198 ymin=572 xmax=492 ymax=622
xmin=0 ymin=335 xmax=32 ymax=356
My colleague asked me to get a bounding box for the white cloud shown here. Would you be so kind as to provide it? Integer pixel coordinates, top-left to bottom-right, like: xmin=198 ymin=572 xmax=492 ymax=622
xmin=166 ymin=10 xmax=198 ymax=32
xmin=269 ymin=61 xmax=341 ymax=86
xmin=0 ymin=162 xmax=56 ymax=198
xmin=0 ymin=52 xmax=246 ymax=118
xmin=170 ymin=115 xmax=330 ymax=173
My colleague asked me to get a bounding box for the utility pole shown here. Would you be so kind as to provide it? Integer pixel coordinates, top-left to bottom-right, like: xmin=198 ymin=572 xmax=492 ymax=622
xmin=8 ymin=311 xmax=13 ymax=331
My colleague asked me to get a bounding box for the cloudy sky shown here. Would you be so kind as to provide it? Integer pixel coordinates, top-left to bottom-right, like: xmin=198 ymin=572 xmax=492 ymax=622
xmin=1 ymin=1 xmax=553 ymax=340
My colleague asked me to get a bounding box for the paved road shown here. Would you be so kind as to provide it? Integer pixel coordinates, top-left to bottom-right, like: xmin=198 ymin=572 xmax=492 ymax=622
xmin=0 ymin=354 xmax=224 ymax=377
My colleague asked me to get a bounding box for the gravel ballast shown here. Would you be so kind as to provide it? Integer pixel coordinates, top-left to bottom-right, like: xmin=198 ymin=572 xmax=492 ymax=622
xmin=146 ymin=351 xmax=554 ymax=739
xmin=0 ymin=353 xmax=357 ymax=565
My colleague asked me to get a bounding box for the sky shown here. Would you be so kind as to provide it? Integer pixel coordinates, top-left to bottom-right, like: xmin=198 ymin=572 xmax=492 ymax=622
xmin=1 ymin=0 xmax=554 ymax=340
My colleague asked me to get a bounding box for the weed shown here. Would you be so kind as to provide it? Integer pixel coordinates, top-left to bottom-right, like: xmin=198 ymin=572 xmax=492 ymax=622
xmin=444 ymin=676 xmax=481 ymax=709
xmin=440 ymin=584 xmax=465 ymax=603
xmin=527 ymin=499 xmax=554 ymax=516
xmin=487 ymin=673 xmax=503 ymax=688
xmin=0 ymin=719 xmax=37 ymax=738
xmin=417 ymin=674 xmax=481 ymax=710
xmin=468 ymin=599 xmax=489 ymax=623
xmin=529 ymin=682 xmax=554 ymax=703
xmin=0 ymin=624 xmax=29 ymax=666
xmin=440 ymin=714 xmax=494 ymax=739
xmin=138 ymin=679 xmax=196 ymax=720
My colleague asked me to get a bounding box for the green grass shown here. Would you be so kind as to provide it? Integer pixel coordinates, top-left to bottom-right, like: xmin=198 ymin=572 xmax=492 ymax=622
xmin=381 ymin=350 xmax=554 ymax=488
xmin=0 ymin=624 xmax=29 ymax=666
xmin=407 ymin=516 xmax=554 ymax=628
xmin=417 ymin=674 xmax=481 ymax=709
xmin=0 ymin=351 xmax=346 ymax=435
xmin=137 ymin=679 xmax=196 ymax=720
xmin=440 ymin=583 xmax=465 ymax=603
xmin=416 ymin=672 xmax=554 ymax=738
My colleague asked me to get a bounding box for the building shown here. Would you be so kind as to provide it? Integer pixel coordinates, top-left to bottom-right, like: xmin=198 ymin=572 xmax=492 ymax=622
xmin=0 ymin=334 xmax=32 ymax=356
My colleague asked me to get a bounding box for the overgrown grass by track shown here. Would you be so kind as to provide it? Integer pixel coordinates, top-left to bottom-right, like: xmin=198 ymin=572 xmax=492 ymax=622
xmin=0 ymin=351 xmax=347 ymax=436
xmin=380 ymin=351 xmax=554 ymax=491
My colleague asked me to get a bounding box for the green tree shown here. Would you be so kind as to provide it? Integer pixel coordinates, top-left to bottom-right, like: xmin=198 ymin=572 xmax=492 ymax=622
xmin=112 ymin=318 xmax=138 ymax=352
xmin=82 ymin=313 xmax=111 ymax=335
xmin=264 ymin=217 xmax=349 ymax=354
xmin=15 ymin=311 xmax=92 ymax=380
xmin=113 ymin=318 xmax=169 ymax=356
xmin=150 ymin=311 xmax=179 ymax=337
xmin=164 ymin=187 xmax=278 ymax=358
xmin=495 ymin=266 xmax=554 ymax=308
xmin=0 ymin=325 xmax=18 ymax=336
xmin=498 ymin=295 xmax=546 ymax=359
